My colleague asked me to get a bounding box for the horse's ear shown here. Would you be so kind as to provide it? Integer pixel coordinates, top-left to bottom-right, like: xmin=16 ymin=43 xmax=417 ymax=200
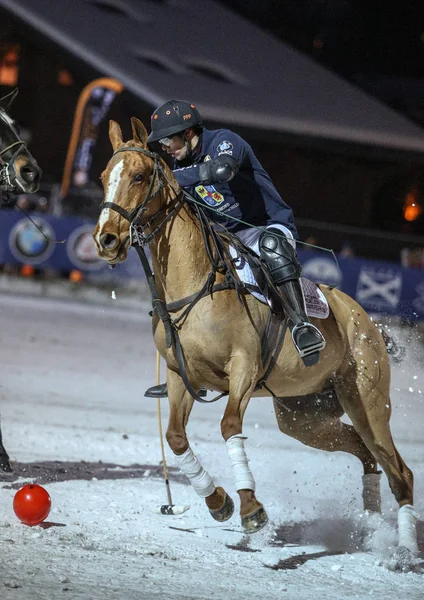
xmin=0 ymin=88 xmax=18 ymax=112
xmin=131 ymin=117 xmax=148 ymax=147
xmin=109 ymin=120 xmax=123 ymax=151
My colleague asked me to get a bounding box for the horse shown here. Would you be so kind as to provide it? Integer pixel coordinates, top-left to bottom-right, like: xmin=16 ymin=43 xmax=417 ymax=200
xmin=0 ymin=88 xmax=42 ymax=473
xmin=93 ymin=118 xmax=419 ymax=566
xmin=0 ymin=88 xmax=41 ymax=197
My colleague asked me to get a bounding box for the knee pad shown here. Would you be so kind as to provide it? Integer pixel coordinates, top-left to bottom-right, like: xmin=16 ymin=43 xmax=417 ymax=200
xmin=259 ymin=228 xmax=301 ymax=284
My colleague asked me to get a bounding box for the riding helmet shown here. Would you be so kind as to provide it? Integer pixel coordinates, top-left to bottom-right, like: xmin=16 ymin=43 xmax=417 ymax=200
xmin=147 ymin=100 xmax=202 ymax=143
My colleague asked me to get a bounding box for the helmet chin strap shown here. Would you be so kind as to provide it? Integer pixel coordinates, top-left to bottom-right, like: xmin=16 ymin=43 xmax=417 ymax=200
xmin=184 ymin=139 xmax=192 ymax=159
xmin=183 ymin=131 xmax=201 ymax=161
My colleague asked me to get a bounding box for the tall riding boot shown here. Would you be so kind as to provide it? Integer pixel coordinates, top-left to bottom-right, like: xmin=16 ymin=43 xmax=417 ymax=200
xmin=276 ymin=278 xmax=326 ymax=366
xmin=259 ymin=227 xmax=326 ymax=366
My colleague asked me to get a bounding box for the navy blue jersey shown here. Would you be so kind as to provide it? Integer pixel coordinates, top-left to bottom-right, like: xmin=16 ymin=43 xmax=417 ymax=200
xmin=172 ymin=128 xmax=298 ymax=238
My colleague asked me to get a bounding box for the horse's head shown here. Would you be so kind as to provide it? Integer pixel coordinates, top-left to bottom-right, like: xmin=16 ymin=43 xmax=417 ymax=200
xmin=94 ymin=117 xmax=178 ymax=264
xmin=0 ymin=88 xmax=42 ymax=194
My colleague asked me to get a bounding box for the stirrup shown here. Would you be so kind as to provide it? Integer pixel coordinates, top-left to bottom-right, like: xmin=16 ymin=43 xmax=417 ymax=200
xmin=144 ymin=383 xmax=208 ymax=398
xmin=144 ymin=383 xmax=168 ymax=398
xmin=291 ymin=322 xmax=326 ymax=358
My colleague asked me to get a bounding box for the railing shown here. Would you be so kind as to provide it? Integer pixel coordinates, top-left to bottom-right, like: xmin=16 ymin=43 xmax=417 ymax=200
xmin=296 ymin=217 xmax=424 ymax=264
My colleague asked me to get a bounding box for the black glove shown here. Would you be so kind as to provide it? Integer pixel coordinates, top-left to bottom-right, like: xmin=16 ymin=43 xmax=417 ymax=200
xmin=198 ymin=155 xmax=238 ymax=185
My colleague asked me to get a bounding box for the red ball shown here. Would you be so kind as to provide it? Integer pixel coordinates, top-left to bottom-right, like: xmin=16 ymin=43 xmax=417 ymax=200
xmin=13 ymin=484 xmax=51 ymax=526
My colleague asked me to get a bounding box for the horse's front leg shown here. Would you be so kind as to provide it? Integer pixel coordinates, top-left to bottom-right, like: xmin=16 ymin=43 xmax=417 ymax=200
xmin=221 ymin=361 xmax=268 ymax=534
xmin=165 ymin=369 xmax=234 ymax=522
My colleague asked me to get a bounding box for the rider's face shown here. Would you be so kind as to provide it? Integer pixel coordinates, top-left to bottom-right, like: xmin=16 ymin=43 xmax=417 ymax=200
xmin=160 ymin=133 xmax=188 ymax=161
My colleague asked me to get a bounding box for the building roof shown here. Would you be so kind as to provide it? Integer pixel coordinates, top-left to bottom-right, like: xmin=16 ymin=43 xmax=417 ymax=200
xmin=3 ymin=0 xmax=424 ymax=156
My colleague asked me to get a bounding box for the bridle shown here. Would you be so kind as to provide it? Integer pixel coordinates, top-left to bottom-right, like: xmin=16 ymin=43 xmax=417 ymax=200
xmin=0 ymin=139 xmax=28 ymax=192
xmin=100 ymin=145 xmax=184 ymax=254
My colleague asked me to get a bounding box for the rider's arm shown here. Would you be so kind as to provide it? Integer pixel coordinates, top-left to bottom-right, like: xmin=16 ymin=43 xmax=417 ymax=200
xmin=173 ymin=131 xmax=246 ymax=188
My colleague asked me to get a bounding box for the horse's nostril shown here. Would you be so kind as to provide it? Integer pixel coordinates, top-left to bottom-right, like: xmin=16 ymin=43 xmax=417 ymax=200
xmin=100 ymin=232 xmax=118 ymax=249
xmin=21 ymin=166 xmax=39 ymax=183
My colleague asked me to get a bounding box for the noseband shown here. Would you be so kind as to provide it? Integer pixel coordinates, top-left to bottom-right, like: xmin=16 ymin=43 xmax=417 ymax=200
xmin=0 ymin=140 xmax=28 ymax=192
xmin=100 ymin=146 xmax=183 ymax=248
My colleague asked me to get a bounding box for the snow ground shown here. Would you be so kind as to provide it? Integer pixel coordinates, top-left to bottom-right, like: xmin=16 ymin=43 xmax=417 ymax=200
xmin=0 ymin=292 xmax=423 ymax=600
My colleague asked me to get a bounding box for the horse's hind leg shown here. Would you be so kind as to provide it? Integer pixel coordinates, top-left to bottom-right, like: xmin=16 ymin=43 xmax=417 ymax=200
xmin=165 ymin=370 xmax=234 ymax=522
xmin=273 ymin=390 xmax=382 ymax=512
xmin=335 ymin=361 xmax=418 ymax=556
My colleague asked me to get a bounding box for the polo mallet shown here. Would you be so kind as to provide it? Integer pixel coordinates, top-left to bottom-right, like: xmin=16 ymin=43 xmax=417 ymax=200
xmin=154 ymin=351 xmax=190 ymax=516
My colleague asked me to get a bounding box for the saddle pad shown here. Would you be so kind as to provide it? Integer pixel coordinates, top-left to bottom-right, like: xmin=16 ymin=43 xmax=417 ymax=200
xmin=229 ymin=245 xmax=329 ymax=319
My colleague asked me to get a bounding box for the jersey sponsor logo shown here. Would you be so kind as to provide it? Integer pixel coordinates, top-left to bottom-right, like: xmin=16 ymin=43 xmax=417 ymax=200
xmin=195 ymin=185 xmax=225 ymax=206
xmin=217 ymin=140 xmax=233 ymax=155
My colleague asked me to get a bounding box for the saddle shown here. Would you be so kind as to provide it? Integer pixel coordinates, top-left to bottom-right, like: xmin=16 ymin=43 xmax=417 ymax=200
xmin=224 ymin=232 xmax=329 ymax=320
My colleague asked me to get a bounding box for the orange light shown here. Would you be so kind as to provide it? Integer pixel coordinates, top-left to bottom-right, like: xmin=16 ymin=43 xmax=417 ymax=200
xmin=69 ymin=269 xmax=83 ymax=283
xmin=58 ymin=69 xmax=74 ymax=86
xmin=403 ymin=189 xmax=422 ymax=222
xmin=0 ymin=44 xmax=20 ymax=87
xmin=20 ymin=264 xmax=35 ymax=277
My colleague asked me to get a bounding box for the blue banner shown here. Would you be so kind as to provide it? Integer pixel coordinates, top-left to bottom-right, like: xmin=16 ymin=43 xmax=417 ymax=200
xmin=0 ymin=210 xmax=423 ymax=321
xmin=298 ymin=250 xmax=424 ymax=321
xmin=0 ymin=210 xmax=145 ymax=280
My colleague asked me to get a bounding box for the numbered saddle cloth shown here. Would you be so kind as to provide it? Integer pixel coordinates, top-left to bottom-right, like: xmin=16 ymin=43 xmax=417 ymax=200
xmin=229 ymin=245 xmax=329 ymax=319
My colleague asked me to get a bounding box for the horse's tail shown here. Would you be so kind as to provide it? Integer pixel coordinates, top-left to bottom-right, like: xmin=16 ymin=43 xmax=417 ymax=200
xmin=379 ymin=328 xmax=406 ymax=363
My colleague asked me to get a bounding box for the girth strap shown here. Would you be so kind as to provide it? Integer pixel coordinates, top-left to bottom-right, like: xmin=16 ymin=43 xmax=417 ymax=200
xmin=166 ymin=281 xmax=235 ymax=313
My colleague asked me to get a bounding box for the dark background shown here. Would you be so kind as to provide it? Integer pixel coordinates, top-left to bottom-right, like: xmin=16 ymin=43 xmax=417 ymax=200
xmin=2 ymin=1 xmax=424 ymax=261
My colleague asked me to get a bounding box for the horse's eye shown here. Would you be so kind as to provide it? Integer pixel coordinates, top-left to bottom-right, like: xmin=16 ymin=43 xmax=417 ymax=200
xmin=134 ymin=173 xmax=144 ymax=182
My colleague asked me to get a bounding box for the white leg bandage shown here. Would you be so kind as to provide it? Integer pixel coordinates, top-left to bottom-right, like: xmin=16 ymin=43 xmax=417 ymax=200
xmin=226 ymin=434 xmax=255 ymax=492
xmin=398 ymin=504 xmax=419 ymax=554
xmin=362 ymin=472 xmax=381 ymax=513
xmin=176 ymin=447 xmax=216 ymax=498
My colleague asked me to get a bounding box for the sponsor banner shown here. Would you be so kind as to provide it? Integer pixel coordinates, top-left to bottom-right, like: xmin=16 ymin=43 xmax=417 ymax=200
xmin=298 ymin=250 xmax=423 ymax=320
xmin=9 ymin=218 xmax=56 ymax=264
xmin=0 ymin=214 xmax=423 ymax=321
xmin=66 ymin=224 xmax=105 ymax=271
xmin=356 ymin=267 xmax=402 ymax=311
xmin=0 ymin=210 xmax=144 ymax=279
xmin=300 ymin=255 xmax=342 ymax=289
xmin=60 ymin=78 xmax=123 ymax=199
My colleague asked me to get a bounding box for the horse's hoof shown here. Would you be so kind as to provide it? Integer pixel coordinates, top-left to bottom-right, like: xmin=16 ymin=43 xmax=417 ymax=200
xmin=241 ymin=506 xmax=268 ymax=534
xmin=0 ymin=456 xmax=12 ymax=473
xmin=386 ymin=546 xmax=418 ymax=572
xmin=209 ymin=493 xmax=234 ymax=522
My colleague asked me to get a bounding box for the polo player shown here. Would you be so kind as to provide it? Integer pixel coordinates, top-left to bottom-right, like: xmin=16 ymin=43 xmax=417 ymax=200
xmin=145 ymin=99 xmax=325 ymax=397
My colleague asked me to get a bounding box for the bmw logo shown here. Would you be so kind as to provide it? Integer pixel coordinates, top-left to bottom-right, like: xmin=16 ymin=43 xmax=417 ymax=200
xmin=9 ymin=218 xmax=55 ymax=264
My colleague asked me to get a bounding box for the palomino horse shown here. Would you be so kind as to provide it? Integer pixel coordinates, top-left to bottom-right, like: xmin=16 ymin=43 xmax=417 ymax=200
xmin=0 ymin=88 xmax=42 ymax=472
xmin=94 ymin=118 xmax=419 ymax=565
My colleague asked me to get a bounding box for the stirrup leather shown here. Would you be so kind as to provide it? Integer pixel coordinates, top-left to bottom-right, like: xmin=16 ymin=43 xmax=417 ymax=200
xmin=291 ymin=322 xmax=326 ymax=358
